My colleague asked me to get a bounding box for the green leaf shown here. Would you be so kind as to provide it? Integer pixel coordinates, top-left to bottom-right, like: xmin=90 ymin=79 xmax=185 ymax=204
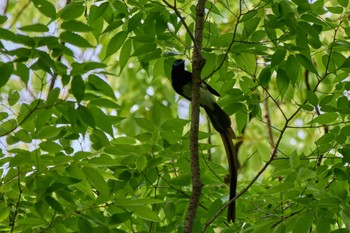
xmin=339 ymin=210 xmax=350 ymax=229
xmin=91 ymin=129 xmax=109 ymax=150
xmin=289 ymin=151 xmax=300 ymax=169
xmin=61 ymin=20 xmax=92 ymax=32
xmin=78 ymin=217 xmax=93 ymax=233
xmin=0 ymin=15 xmax=7 ymax=24
xmin=161 ymin=118 xmax=189 ymax=131
xmin=316 ymin=197 xmax=341 ymax=207
xmin=337 ymin=0 xmax=348 ymax=7
xmin=87 ymin=75 xmax=116 ymax=100
xmin=60 ymin=31 xmax=94 ymax=48
xmin=77 ymin=106 xmax=95 ymax=127
xmin=316 ymin=218 xmax=330 ymax=233
xmin=103 ymin=20 xmax=124 ymax=34
xmin=35 ymin=108 xmax=53 ymax=129
xmin=258 ymin=67 xmax=272 ymax=88
xmin=32 ymin=0 xmax=57 ymax=19
xmin=135 ymin=118 xmax=154 ymax=131
xmin=243 ymin=17 xmax=260 ymax=38
xmin=307 ymin=90 xmax=318 ymax=106
xmin=45 ymin=196 xmax=65 ymax=213
xmin=109 ymin=212 xmax=132 ymax=225
xmin=241 ymin=10 xmax=258 ymax=22
xmin=14 ymin=130 xmax=31 ymax=143
xmin=47 ymin=87 xmax=60 ymax=106
xmin=19 ymin=23 xmax=49 ymax=32
xmin=266 ymin=182 xmax=294 ymax=194
xmin=82 ymin=167 xmax=110 ymax=202
xmin=105 ymin=31 xmax=128 ymax=59
xmin=16 ymin=217 xmax=48 ymax=226
xmin=132 ymin=43 xmax=157 ymax=57
xmin=89 ymin=2 xmax=109 ymax=22
xmin=133 ymin=206 xmax=161 ymax=222
xmin=0 ymin=205 xmax=10 ymax=222
xmin=293 ymin=212 xmax=314 ymax=233
xmin=0 ymin=62 xmax=13 ymax=88
xmin=285 ymin=55 xmax=300 ymax=85
xmin=276 ymin=67 xmax=289 ymax=98
xmin=340 ymin=126 xmax=350 ymax=136
xmin=128 ymin=12 xmax=143 ymax=32
xmin=297 ymin=167 xmax=316 ymax=180
xmin=0 ymin=28 xmax=19 ymax=43
xmin=15 ymin=63 xmax=29 ymax=84
xmin=8 ymin=90 xmax=20 ymax=106
xmin=296 ymin=54 xmax=318 ymax=75
xmin=37 ymin=126 xmax=61 ymax=139
xmin=233 ymin=53 xmax=256 ymax=75
xmin=136 ymin=155 xmax=147 ymax=171
xmin=59 ymin=2 xmax=85 ymax=20
xmin=0 ymin=119 xmax=17 ymax=136
xmin=311 ymin=112 xmax=338 ymax=125
xmin=327 ymin=6 xmax=343 ymax=14
xmin=236 ymin=105 xmax=248 ymax=133
xmin=40 ymin=141 xmax=62 ymax=153
xmin=224 ymin=103 xmax=245 ymax=115
xmin=271 ymin=48 xmax=286 ymax=67
xmin=71 ymin=76 xmax=85 ymax=102
xmin=316 ymin=133 xmax=335 ymax=145
xmin=89 ymin=107 xmax=113 ymax=136
xmin=300 ymin=103 xmax=313 ymax=111
xmin=119 ymin=39 xmax=132 ymax=74
xmin=319 ymin=95 xmax=334 ymax=107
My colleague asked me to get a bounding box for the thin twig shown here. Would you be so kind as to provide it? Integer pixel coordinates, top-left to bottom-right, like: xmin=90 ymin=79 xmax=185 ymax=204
xmin=10 ymin=168 xmax=23 ymax=233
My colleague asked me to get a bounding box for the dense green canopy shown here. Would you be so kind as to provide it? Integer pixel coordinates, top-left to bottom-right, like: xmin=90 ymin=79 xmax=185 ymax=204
xmin=0 ymin=0 xmax=350 ymax=232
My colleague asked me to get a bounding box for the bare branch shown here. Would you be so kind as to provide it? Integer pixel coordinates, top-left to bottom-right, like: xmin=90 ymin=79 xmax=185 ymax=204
xmin=184 ymin=0 xmax=207 ymax=231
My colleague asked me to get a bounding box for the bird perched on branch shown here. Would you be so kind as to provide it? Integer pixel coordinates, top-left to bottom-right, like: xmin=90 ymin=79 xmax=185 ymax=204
xmin=171 ymin=59 xmax=240 ymax=222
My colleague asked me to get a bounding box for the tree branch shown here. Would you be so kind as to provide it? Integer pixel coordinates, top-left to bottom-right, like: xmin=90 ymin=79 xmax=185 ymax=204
xmin=184 ymin=0 xmax=206 ymax=232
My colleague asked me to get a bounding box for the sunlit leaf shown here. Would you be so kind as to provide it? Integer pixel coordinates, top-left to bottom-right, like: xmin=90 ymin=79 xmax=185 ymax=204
xmin=59 ymin=2 xmax=85 ymax=20
xmin=32 ymin=0 xmax=57 ymax=19
xmin=119 ymin=38 xmax=132 ymax=74
xmin=310 ymin=112 xmax=338 ymax=125
xmin=61 ymin=20 xmax=92 ymax=32
xmin=19 ymin=23 xmax=48 ymax=32
xmin=83 ymin=167 xmax=110 ymax=202
xmin=60 ymin=31 xmax=94 ymax=48
xmin=105 ymin=31 xmax=128 ymax=59
xmin=39 ymin=141 xmax=62 ymax=153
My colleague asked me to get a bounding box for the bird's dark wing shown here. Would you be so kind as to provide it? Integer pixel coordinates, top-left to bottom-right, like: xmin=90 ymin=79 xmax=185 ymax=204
xmin=202 ymin=81 xmax=220 ymax=97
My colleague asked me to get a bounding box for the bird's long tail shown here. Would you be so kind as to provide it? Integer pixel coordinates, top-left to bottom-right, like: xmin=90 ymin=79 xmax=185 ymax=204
xmin=220 ymin=132 xmax=238 ymax=222
xmin=204 ymin=103 xmax=240 ymax=222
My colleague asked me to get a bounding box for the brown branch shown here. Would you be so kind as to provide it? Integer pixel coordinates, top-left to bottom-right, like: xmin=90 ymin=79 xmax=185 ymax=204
xmin=184 ymin=0 xmax=206 ymax=232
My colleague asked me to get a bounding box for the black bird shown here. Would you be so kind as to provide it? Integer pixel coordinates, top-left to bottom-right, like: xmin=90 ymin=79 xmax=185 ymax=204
xmin=171 ymin=59 xmax=240 ymax=222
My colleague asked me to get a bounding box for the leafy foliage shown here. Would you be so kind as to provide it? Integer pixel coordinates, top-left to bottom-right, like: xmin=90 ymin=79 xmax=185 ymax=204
xmin=0 ymin=0 xmax=350 ymax=232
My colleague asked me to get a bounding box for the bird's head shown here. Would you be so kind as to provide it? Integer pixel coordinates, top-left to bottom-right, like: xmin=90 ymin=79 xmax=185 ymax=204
xmin=172 ymin=59 xmax=185 ymax=70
